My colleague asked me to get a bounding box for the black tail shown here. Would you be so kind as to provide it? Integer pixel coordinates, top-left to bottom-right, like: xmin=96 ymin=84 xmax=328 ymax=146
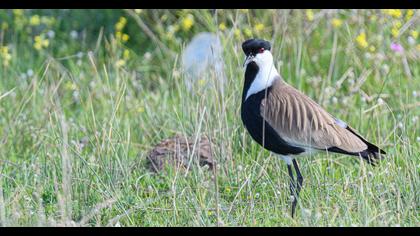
xmin=326 ymin=127 xmax=386 ymax=166
xmin=345 ymin=126 xmax=386 ymax=166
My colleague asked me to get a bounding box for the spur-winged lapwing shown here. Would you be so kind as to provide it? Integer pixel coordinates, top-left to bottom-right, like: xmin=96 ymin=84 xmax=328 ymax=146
xmin=240 ymin=38 xmax=386 ymax=217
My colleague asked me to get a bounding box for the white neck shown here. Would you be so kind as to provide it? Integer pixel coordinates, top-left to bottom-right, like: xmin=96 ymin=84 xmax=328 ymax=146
xmin=245 ymin=62 xmax=279 ymax=100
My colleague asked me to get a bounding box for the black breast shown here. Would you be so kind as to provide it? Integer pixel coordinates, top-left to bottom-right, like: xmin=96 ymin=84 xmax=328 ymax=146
xmin=240 ymin=64 xmax=305 ymax=156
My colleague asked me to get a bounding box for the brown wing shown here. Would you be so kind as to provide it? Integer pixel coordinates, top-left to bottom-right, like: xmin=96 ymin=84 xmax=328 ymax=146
xmin=261 ymin=79 xmax=367 ymax=153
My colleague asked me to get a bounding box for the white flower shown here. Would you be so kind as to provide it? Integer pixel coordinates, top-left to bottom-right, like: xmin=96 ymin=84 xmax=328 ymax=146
xmin=70 ymin=30 xmax=78 ymax=39
xmin=407 ymin=36 xmax=416 ymax=45
xmin=26 ymin=69 xmax=34 ymax=77
xmin=416 ymin=137 xmax=420 ymax=142
xmin=377 ymin=98 xmax=384 ymax=105
xmin=76 ymin=51 xmax=84 ymax=58
xmin=47 ymin=30 xmax=55 ymax=39
xmin=144 ymin=52 xmax=152 ymax=60
xmin=302 ymin=208 xmax=311 ymax=216
xmin=20 ymin=73 xmax=27 ymax=80
xmin=381 ymin=64 xmax=390 ymax=75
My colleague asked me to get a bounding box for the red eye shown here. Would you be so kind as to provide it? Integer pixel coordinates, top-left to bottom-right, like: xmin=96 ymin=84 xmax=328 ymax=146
xmin=258 ymin=48 xmax=265 ymax=53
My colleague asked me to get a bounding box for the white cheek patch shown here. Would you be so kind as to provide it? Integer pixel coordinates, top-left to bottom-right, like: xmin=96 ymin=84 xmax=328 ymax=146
xmin=245 ymin=51 xmax=279 ymax=100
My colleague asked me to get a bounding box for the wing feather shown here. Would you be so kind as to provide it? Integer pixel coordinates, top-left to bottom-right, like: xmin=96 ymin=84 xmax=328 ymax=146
xmin=261 ymin=79 xmax=367 ymax=152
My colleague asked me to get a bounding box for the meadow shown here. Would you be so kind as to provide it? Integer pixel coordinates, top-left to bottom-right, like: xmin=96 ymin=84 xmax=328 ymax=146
xmin=0 ymin=9 xmax=419 ymax=226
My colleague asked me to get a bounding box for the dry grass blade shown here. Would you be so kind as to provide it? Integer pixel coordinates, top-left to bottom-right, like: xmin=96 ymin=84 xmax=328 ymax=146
xmin=79 ymin=198 xmax=117 ymax=226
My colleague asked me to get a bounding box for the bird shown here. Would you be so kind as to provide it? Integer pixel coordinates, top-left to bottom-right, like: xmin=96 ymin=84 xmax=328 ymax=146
xmin=240 ymin=38 xmax=386 ymax=217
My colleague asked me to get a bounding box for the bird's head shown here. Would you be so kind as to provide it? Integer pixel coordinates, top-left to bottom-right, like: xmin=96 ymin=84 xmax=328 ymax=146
xmin=242 ymin=38 xmax=272 ymax=68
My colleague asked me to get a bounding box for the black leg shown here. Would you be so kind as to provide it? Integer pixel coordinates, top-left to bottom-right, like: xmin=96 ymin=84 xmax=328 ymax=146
xmin=287 ymin=164 xmax=297 ymax=218
xmin=292 ymin=159 xmax=303 ymax=216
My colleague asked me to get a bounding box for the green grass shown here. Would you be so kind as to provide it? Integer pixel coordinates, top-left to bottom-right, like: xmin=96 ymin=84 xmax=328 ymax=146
xmin=0 ymin=9 xmax=419 ymax=226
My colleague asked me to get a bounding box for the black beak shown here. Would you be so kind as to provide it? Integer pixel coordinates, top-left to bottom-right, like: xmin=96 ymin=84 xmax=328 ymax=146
xmin=243 ymin=54 xmax=254 ymax=68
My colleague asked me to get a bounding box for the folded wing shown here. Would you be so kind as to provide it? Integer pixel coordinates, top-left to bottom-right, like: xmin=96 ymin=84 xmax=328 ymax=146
xmin=261 ymin=79 xmax=368 ymax=153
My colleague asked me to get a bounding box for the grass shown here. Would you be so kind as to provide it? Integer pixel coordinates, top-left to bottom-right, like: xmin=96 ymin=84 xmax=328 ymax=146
xmin=0 ymin=9 xmax=419 ymax=226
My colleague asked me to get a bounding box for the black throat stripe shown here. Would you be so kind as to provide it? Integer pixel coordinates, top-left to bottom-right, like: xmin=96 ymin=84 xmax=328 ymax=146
xmin=240 ymin=73 xmax=305 ymax=156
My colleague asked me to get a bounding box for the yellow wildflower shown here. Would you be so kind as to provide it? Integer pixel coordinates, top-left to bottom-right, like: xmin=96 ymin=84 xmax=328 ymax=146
xmin=383 ymin=9 xmax=402 ymax=18
xmin=306 ymin=9 xmax=314 ymax=21
xmin=218 ymin=23 xmax=226 ymax=31
xmin=244 ymin=28 xmax=252 ymax=37
xmin=254 ymin=23 xmax=265 ymax=32
xmin=13 ymin=9 xmax=24 ymax=16
xmin=240 ymin=9 xmax=249 ymax=14
xmin=394 ymin=20 xmax=402 ymax=29
xmin=134 ymin=9 xmax=143 ymax=14
xmin=411 ymin=30 xmax=418 ymax=39
xmin=181 ymin=14 xmax=194 ymax=31
xmin=119 ymin=17 xmax=127 ymax=25
xmin=33 ymin=35 xmax=49 ymax=50
xmin=34 ymin=42 xmax=42 ymax=50
xmin=391 ymin=27 xmax=399 ymax=38
xmin=137 ymin=106 xmax=145 ymax=113
xmin=0 ymin=46 xmax=12 ymax=67
xmin=234 ymin=29 xmax=241 ymax=39
xmin=406 ymin=9 xmax=414 ymax=20
xmin=122 ymin=33 xmax=130 ymax=42
xmin=356 ymin=32 xmax=368 ymax=48
xmin=115 ymin=23 xmax=124 ymax=32
xmin=29 ymin=15 xmax=41 ymax=26
xmin=198 ymin=79 xmax=206 ymax=86
xmin=115 ymin=31 xmax=122 ymax=40
xmin=64 ymin=81 xmax=78 ymax=90
xmin=369 ymin=15 xmax=377 ymax=22
xmin=331 ymin=18 xmax=343 ymax=28
xmin=42 ymin=39 xmax=49 ymax=47
xmin=369 ymin=45 xmax=376 ymax=52
xmin=1 ymin=22 xmax=8 ymax=30
xmin=41 ymin=16 xmax=55 ymax=26
xmin=416 ymin=44 xmax=420 ymax=51
xmin=0 ymin=46 xmax=7 ymax=55
xmin=115 ymin=17 xmax=127 ymax=31
xmin=123 ymin=49 xmax=130 ymax=60
xmin=116 ymin=59 xmax=126 ymax=67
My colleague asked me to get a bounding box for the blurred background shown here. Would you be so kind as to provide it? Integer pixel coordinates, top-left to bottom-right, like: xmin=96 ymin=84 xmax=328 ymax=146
xmin=0 ymin=9 xmax=418 ymax=226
